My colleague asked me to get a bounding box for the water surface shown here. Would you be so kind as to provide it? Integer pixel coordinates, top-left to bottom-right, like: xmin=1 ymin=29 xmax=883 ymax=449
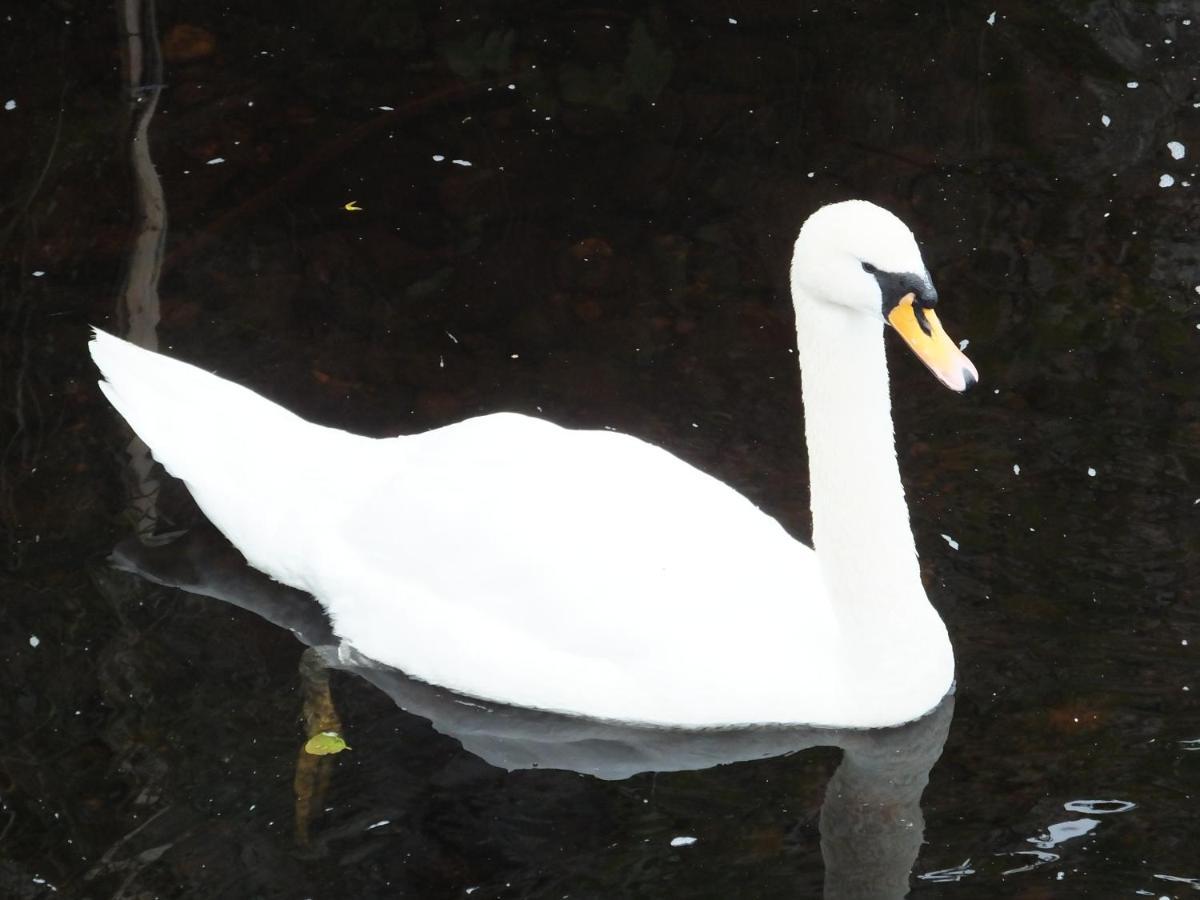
xmin=1 ymin=1 xmax=1198 ymax=896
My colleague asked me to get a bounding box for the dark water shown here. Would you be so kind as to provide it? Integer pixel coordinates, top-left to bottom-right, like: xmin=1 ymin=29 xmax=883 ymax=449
xmin=2 ymin=1 xmax=1199 ymax=897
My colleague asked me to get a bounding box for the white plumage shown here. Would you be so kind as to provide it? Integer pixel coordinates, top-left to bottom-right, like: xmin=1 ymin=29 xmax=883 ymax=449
xmin=91 ymin=200 xmax=977 ymax=728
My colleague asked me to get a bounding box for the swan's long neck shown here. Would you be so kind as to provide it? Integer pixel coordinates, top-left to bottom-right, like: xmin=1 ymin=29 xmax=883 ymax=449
xmin=793 ymin=292 xmax=926 ymax=627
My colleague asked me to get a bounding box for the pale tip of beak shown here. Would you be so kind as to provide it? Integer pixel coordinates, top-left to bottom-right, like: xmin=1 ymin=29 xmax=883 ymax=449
xmin=950 ymin=357 xmax=979 ymax=393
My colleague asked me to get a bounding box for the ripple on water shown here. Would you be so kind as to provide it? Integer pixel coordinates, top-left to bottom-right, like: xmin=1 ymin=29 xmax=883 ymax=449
xmin=1063 ymin=798 xmax=1137 ymax=815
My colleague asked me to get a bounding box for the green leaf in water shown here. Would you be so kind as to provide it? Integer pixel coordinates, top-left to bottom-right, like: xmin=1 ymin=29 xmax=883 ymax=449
xmin=304 ymin=731 xmax=351 ymax=755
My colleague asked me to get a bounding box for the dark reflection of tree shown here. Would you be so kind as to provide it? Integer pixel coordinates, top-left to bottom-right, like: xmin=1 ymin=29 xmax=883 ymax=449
xmin=73 ymin=2 xmax=173 ymax=896
xmin=113 ymin=0 xmax=167 ymax=537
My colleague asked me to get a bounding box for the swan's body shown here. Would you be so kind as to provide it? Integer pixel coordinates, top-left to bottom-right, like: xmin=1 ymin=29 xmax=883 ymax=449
xmin=91 ymin=201 xmax=977 ymax=729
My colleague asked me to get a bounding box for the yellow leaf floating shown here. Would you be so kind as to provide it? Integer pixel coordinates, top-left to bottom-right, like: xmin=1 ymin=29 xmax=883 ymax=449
xmin=343 ymin=201 xmax=362 ymax=212
xmin=304 ymin=731 xmax=350 ymax=755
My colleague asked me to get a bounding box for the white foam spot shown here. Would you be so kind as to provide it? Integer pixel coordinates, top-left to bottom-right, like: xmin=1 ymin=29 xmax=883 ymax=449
xmin=958 ymin=338 xmax=970 ymax=350
xmin=1100 ymin=114 xmax=1111 ymax=127
xmin=1063 ymin=799 xmax=1134 ymax=814
xmin=1126 ymin=81 xmax=1139 ymax=89
xmin=32 ymin=270 xmax=45 ymax=277
xmin=1087 ymin=467 xmax=1096 ymax=477
xmin=986 ymin=11 xmax=996 ymax=25
xmin=29 ymin=635 xmax=40 ymax=648
xmin=1029 ymin=818 xmax=1100 ymax=849
xmin=1013 ymin=463 xmax=1021 ymax=475
xmin=206 ymin=157 xmax=225 ymax=165
xmin=940 ymin=534 xmax=960 ymax=551
xmin=451 ymin=159 xmax=472 ymax=167
xmin=432 ymin=154 xmax=445 ymax=162
xmin=670 ymin=836 xmax=698 ymax=847
xmin=728 ymin=17 xmax=738 ymax=24
xmin=1168 ymin=140 xmax=1185 ymax=159
xmin=1159 ymin=173 xmax=1175 ymax=188
xmin=378 ymin=105 xmax=394 ymax=111
xmin=3 ymin=99 xmax=15 ymax=111
xmin=365 ymin=819 xmax=391 ymax=830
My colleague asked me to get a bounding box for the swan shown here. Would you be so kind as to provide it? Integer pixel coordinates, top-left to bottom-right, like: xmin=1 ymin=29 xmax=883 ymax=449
xmin=90 ymin=200 xmax=977 ymax=729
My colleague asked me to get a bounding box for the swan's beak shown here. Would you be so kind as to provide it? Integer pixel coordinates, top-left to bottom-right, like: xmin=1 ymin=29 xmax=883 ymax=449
xmin=887 ymin=293 xmax=979 ymax=392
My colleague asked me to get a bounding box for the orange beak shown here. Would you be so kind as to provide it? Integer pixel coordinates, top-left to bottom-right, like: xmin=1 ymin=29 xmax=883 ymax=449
xmin=887 ymin=293 xmax=978 ymax=392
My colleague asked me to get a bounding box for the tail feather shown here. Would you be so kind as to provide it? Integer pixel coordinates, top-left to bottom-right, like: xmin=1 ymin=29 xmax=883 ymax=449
xmin=89 ymin=328 xmax=350 ymax=581
xmin=90 ymin=327 xmax=308 ymax=483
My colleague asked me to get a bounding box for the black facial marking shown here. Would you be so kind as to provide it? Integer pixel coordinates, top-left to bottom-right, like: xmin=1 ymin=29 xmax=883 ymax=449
xmin=864 ymin=265 xmax=938 ymax=317
xmin=913 ymin=304 xmax=933 ymax=337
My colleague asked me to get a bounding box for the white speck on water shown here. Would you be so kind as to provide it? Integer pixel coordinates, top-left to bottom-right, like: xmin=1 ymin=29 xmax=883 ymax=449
xmin=247 ymin=100 xmax=255 ymax=107
xmin=378 ymin=105 xmax=394 ymax=111
xmin=4 ymin=99 xmax=15 ymax=111
xmin=986 ymin=11 xmax=996 ymax=26
xmin=728 ymin=17 xmax=738 ymax=25
xmin=206 ymin=157 xmax=225 ymax=165
xmin=940 ymin=534 xmax=960 ymax=551
xmin=1031 ymin=819 xmax=1100 ymax=851
xmin=1100 ymin=114 xmax=1111 ymax=127
xmin=451 ymin=159 xmax=472 ymax=167
xmin=1126 ymin=81 xmax=1139 ymax=89
xmin=1064 ymin=799 xmax=1135 ymax=814
xmin=466 ymin=889 xmax=479 ymax=895
xmin=32 ymin=270 xmax=45 ymax=277
xmin=446 ymin=330 xmax=458 ymax=343
xmin=432 ymin=154 xmax=445 ymax=162
xmin=670 ymin=836 xmax=698 ymax=847
xmin=1168 ymin=140 xmax=1186 ymax=159
xmin=29 ymin=635 xmax=40 ymax=648
xmin=1087 ymin=467 xmax=1096 ymax=477
xmin=918 ymin=859 xmax=975 ymax=883
xmin=1013 ymin=463 xmax=1021 ymax=475
xmin=366 ymin=819 xmax=391 ymax=830
xmin=1159 ymin=173 xmax=1175 ymax=188
xmin=510 ymin=353 xmax=519 ymax=359
xmin=958 ymin=338 xmax=970 ymax=350
xmin=807 ymin=171 xmax=815 ymax=178
xmin=506 ymin=83 xmax=516 ymax=90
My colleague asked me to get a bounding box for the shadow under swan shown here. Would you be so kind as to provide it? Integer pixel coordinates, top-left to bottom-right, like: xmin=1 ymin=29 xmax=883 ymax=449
xmin=111 ymin=526 xmax=954 ymax=899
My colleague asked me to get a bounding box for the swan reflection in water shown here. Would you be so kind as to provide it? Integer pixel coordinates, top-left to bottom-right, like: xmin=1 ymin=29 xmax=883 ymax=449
xmin=112 ymin=527 xmax=954 ymax=900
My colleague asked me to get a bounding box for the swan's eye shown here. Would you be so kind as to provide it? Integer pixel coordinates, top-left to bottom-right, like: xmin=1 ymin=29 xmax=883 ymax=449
xmin=861 ymin=261 xmax=879 ymax=275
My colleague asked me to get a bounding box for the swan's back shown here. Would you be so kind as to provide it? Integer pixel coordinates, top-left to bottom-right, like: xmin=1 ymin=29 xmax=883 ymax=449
xmin=318 ymin=413 xmax=831 ymax=724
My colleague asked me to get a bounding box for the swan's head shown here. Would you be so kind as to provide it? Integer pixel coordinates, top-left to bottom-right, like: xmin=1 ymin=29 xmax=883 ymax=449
xmin=791 ymin=200 xmax=978 ymax=392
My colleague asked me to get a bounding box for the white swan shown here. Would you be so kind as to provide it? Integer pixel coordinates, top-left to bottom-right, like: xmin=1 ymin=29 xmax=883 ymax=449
xmin=90 ymin=200 xmax=977 ymax=729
